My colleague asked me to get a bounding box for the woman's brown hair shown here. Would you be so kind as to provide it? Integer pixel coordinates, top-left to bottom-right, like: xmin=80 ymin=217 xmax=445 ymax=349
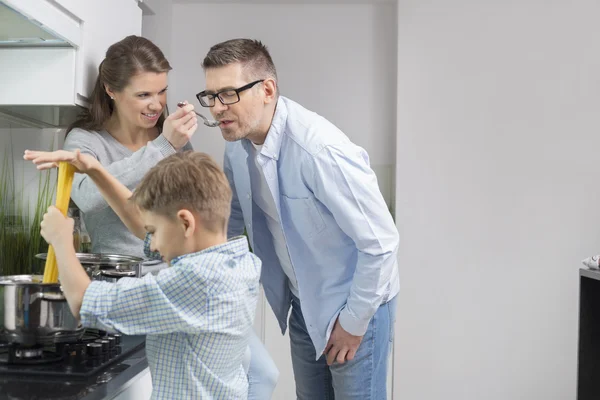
xmin=66 ymin=35 xmax=171 ymax=134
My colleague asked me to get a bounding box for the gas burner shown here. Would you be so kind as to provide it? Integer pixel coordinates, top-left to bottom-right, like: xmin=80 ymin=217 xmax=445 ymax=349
xmin=15 ymin=346 xmax=43 ymax=359
xmin=0 ymin=344 xmax=63 ymax=365
xmin=0 ymin=332 xmax=144 ymax=378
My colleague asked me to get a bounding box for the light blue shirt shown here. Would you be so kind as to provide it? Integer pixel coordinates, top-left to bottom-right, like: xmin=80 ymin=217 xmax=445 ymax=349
xmin=224 ymin=96 xmax=400 ymax=357
xmin=81 ymin=236 xmax=261 ymax=400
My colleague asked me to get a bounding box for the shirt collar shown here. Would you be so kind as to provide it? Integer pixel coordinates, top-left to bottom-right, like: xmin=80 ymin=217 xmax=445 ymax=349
xmin=171 ymin=235 xmax=250 ymax=265
xmin=243 ymin=96 xmax=287 ymax=161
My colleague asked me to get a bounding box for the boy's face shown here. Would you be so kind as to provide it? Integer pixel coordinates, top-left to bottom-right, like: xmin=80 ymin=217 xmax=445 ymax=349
xmin=142 ymin=210 xmax=187 ymax=262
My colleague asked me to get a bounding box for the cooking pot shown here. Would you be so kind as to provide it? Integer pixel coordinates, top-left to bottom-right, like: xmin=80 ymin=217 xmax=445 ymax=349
xmin=97 ymin=269 xmax=137 ymax=282
xmin=35 ymin=253 xmax=144 ymax=280
xmin=0 ymin=275 xmax=83 ymax=346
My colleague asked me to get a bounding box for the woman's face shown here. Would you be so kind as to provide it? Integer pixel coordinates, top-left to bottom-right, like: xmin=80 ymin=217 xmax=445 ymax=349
xmin=106 ymin=71 xmax=168 ymax=129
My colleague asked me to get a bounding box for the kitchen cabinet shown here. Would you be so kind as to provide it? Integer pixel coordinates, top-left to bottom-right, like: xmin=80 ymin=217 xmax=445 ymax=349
xmin=53 ymin=0 xmax=142 ymax=102
xmin=577 ymin=268 xmax=600 ymax=399
xmin=0 ymin=0 xmax=142 ymax=106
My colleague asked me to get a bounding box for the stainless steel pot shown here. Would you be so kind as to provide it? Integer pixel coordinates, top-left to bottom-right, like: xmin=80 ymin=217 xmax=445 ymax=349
xmin=0 ymin=275 xmax=83 ymax=346
xmin=97 ymin=269 xmax=137 ymax=282
xmin=35 ymin=253 xmax=144 ymax=280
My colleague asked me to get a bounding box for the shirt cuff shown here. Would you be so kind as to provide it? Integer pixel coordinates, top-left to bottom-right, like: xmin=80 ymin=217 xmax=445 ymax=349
xmin=152 ymin=134 xmax=177 ymax=158
xmin=144 ymin=232 xmax=162 ymax=260
xmin=80 ymin=281 xmax=113 ymax=329
xmin=338 ymin=306 xmax=371 ymax=337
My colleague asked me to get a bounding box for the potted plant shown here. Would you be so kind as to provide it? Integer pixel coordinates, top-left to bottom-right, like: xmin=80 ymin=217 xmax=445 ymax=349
xmin=0 ymin=149 xmax=55 ymax=276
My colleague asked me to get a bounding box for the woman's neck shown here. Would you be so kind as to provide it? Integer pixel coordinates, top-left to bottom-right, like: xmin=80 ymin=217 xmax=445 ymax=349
xmin=104 ymin=113 xmax=158 ymax=150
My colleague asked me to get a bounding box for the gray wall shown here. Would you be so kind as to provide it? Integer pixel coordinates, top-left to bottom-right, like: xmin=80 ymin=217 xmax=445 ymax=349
xmin=394 ymin=1 xmax=600 ymax=399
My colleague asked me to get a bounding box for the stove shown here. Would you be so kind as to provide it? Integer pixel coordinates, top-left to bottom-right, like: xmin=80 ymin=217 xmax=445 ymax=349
xmin=0 ymin=329 xmax=145 ymax=378
xmin=0 ymin=329 xmax=147 ymax=400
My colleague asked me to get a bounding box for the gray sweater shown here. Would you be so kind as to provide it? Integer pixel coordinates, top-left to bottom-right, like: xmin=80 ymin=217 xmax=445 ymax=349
xmin=63 ymin=128 xmax=193 ymax=258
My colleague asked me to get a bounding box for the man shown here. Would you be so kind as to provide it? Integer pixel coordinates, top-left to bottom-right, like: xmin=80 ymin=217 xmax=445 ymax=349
xmin=198 ymin=38 xmax=399 ymax=399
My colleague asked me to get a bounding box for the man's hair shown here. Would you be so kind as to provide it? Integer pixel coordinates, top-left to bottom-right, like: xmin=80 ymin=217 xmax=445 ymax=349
xmin=131 ymin=151 xmax=232 ymax=233
xmin=202 ymin=38 xmax=278 ymax=84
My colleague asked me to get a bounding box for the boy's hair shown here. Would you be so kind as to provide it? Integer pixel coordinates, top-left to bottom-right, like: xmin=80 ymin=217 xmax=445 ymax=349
xmin=131 ymin=151 xmax=232 ymax=233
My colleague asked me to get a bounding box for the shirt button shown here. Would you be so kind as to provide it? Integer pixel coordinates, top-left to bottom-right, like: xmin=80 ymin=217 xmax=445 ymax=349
xmin=247 ymin=193 xmax=252 ymax=199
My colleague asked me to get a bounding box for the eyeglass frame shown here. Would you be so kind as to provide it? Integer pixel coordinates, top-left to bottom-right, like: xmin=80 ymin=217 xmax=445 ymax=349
xmin=196 ymin=79 xmax=265 ymax=107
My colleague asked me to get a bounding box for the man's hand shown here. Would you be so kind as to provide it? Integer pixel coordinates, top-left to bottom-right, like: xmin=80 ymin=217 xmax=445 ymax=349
xmin=324 ymin=317 xmax=364 ymax=366
xmin=40 ymin=206 xmax=74 ymax=248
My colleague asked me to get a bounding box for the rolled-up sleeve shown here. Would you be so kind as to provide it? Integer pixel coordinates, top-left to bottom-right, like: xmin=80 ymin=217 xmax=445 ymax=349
xmin=143 ymin=232 xmax=162 ymax=260
xmin=307 ymin=143 xmax=399 ymax=336
xmin=80 ymin=266 xmax=209 ymax=335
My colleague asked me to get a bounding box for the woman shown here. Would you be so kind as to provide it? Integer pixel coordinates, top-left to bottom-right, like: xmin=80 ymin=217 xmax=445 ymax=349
xmin=63 ymin=35 xmax=278 ymax=399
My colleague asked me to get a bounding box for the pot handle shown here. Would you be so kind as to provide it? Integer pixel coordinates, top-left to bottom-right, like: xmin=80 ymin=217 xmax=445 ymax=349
xmin=29 ymin=292 xmax=66 ymax=304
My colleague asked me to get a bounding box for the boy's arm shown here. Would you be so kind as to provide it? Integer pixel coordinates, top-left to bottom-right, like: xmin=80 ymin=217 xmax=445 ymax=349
xmin=25 ymin=149 xmax=146 ymax=240
xmin=81 ymin=264 xmax=249 ymax=335
xmin=87 ymin=163 xmax=146 ymax=240
xmin=40 ymin=207 xmax=91 ymax=319
xmin=80 ymin=238 xmax=258 ymax=336
xmin=53 ymin=240 xmax=90 ymax=319
xmin=63 ymin=129 xmax=177 ymax=215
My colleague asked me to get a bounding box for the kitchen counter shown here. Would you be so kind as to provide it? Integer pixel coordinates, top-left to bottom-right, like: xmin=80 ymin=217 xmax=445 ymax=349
xmin=0 ymin=343 xmax=148 ymax=400
xmin=577 ymin=268 xmax=600 ymax=400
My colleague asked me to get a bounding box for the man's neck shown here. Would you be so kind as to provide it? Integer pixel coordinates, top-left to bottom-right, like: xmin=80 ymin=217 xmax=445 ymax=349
xmin=248 ymin=101 xmax=278 ymax=145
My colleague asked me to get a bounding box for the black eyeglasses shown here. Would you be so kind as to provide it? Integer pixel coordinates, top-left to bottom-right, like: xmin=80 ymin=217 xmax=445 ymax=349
xmin=196 ymin=80 xmax=264 ymax=107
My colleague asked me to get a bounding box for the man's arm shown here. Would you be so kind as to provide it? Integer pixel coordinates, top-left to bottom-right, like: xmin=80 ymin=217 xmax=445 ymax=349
xmin=307 ymin=142 xmax=399 ymax=364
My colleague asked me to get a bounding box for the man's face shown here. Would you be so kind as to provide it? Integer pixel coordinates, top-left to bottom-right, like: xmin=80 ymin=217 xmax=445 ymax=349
xmin=204 ymin=63 xmax=265 ymax=142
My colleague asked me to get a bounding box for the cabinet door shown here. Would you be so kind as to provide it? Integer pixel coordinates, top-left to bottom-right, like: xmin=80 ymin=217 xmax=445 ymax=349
xmin=73 ymin=0 xmax=142 ymax=103
xmin=2 ymin=0 xmax=82 ymax=47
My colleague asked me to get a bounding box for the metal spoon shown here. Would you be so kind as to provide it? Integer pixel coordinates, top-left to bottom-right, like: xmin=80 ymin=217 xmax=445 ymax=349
xmin=177 ymin=102 xmax=219 ymax=127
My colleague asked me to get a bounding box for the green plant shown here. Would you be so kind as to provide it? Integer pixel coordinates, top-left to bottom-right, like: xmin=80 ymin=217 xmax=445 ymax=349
xmin=0 ymin=146 xmax=55 ymax=276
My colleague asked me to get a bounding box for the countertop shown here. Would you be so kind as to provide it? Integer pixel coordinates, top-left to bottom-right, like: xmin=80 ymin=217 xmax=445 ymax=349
xmin=580 ymin=268 xmax=600 ymax=281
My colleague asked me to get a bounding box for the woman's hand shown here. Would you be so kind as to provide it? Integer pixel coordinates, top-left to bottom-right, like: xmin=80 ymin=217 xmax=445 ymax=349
xmin=24 ymin=149 xmax=100 ymax=174
xmin=162 ymin=102 xmax=198 ymax=150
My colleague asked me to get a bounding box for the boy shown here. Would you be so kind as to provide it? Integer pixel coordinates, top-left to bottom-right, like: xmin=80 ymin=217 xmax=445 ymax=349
xmin=34 ymin=150 xmax=260 ymax=400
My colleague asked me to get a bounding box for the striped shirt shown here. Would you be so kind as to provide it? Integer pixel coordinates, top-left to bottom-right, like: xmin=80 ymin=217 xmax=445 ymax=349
xmin=80 ymin=236 xmax=261 ymax=399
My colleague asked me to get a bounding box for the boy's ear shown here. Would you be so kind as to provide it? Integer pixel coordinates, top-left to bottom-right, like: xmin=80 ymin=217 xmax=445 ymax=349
xmin=176 ymin=209 xmax=196 ymax=238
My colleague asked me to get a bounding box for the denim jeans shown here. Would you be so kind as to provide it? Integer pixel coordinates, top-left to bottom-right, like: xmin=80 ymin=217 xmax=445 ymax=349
xmin=289 ymin=295 xmax=397 ymax=400
xmin=247 ymin=329 xmax=279 ymax=399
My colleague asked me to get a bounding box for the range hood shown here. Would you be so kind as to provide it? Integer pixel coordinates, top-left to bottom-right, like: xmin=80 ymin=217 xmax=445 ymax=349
xmin=0 ymin=105 xmax=83 ymax=129
xmin=0 ymin=0 xmax=144 ymax=128
xmin=0 ymin=2 xmax=70 ymax=48
xmin=0 ymin=2 xmax=82 ymax=128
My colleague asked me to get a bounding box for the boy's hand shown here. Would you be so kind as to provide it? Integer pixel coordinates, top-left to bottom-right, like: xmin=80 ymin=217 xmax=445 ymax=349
xmin=24 ymin=149 xmax=99 ymax=173
xmin=163 ymin=102 xmax=198 ymax=150
xmin=40 ymin=206 xmax=74 ymax=248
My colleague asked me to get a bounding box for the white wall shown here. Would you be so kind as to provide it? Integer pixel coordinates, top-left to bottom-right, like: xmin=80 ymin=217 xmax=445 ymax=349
xmin=141 ymin=0 xmax=173 ymax=60
xmin=167 ymin=2 xmax=398 ymax=209
xmin=394 ymin=1 xmax=600 ymax=399
xmin=143 ymin=2 xmax=397 ymax=399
